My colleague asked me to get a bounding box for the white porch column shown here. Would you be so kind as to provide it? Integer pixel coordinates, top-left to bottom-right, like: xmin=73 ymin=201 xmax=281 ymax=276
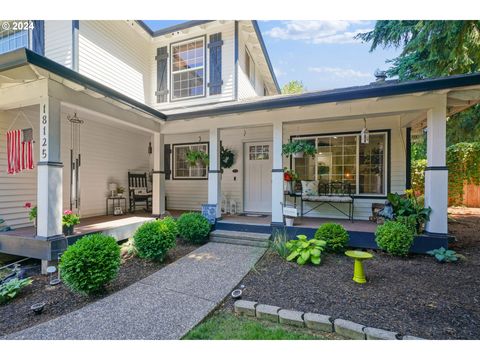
xmin=424 ymin=95 xmax=448 ymax=234
xmin=36 ymin=97 xmax=63 ymax=239
xmin=152 ymin=132 xmax=166 ymax=217
xmin=208 ymin=127 xmax=222 ymax=218
xmin=271 ymin=120 xmax=284 ymax=225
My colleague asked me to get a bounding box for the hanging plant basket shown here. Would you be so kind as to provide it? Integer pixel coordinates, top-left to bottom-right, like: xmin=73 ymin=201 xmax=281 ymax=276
xmin=186 ymin=150 xmax=209 ymax=167
xmin=282 ymin=140 xmax=316 ymax=158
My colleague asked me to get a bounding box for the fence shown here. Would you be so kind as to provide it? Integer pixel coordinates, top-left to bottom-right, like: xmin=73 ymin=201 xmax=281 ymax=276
xmin=462 ymin=184 xmax=480 ymax=207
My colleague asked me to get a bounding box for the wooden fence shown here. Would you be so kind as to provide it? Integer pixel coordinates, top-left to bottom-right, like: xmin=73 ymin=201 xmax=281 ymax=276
xmin=462 ymin=184 xmax=480 ymax=207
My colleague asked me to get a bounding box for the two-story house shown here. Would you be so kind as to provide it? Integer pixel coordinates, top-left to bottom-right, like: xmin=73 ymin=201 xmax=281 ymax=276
xmin=1 ymin=19 xmax=480 ymax=265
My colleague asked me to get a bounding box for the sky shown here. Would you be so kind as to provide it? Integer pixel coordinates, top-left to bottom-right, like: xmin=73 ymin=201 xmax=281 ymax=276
xmin=143 ymin=20 xmax=402 ymax=91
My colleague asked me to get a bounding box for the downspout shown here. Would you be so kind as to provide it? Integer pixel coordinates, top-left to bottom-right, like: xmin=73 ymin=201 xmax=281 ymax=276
xmin=72 ymin=20 xmax=79 ymax=71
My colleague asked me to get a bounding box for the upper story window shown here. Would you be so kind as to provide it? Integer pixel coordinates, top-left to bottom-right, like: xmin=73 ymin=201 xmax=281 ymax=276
xmin=0 ymin=26 xmax=29 ymax=55
xmin=171 ymin=37 xmax=205 ymax=100
xmin=245 ymin=47 xmax=255 ymax=86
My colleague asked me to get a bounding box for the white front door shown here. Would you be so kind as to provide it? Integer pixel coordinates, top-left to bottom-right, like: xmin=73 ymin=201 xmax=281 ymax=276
xmin=244 ymin=142 xmax=272 ymax=213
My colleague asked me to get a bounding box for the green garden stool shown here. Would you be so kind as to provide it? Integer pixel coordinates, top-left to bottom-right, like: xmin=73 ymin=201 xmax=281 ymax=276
xmin=345 ymin=250 xmax=373 ymax=284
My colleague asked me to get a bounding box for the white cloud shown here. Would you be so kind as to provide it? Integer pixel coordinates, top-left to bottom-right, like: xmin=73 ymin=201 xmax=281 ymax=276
xmin=308 ymin=66 xmax=371 ymax=79
xmin=273 ymin=66 xmax=286 ymax=77
xmin=265 ymin=21 xmax=372 ymax=44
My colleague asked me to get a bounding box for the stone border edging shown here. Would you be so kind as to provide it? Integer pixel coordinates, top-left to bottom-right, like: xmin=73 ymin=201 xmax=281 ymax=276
xmin=234 ymin=300 xmax=424 ymax=340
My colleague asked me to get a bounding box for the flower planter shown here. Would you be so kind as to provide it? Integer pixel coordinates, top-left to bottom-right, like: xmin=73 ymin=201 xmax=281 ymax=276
xmin=63 ymin=225 xmax=74 ymax=236
xmin=293 ymin=151 xmax=304 ymax=158
xmin=285 ymin=217 xmax=294 ymax=226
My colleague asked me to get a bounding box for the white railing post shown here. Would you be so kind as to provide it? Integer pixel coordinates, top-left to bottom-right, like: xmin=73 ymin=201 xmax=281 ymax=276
xmin=208 ymin=127 xmax=222 ymax=218
xmin=424 ymin=95 xmax=448 ymax=234
xmin=152 ymin=132 xmax=165 ymax=217
xmin=271 ymin=120 xmax=284 ymax=225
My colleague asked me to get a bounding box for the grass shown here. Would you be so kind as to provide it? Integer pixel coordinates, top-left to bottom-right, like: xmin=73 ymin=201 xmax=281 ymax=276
xmin=183 ymin=312 xmax=340 ymax=340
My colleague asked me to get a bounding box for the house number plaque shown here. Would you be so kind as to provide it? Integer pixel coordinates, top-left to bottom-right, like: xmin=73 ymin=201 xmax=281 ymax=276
xmin=40 ymin=102 xmax=48 ymax=160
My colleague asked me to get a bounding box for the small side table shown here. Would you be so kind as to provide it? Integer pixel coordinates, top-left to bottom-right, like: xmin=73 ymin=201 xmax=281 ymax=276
xmin=106 ymin=197 xmax=127 ymax=216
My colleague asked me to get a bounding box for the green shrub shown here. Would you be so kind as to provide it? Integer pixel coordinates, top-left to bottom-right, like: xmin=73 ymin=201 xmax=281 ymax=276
xmin=375 ymin=220 xmax=414 ymax=256
xmin=0 ymin=278 xmax=33 ymax=305
xmin=133 ymin=217 xmax=178 ymax=261
xmin=314 ymin=223 xmax=349 ymax=253
xmin=270 ymin=229 xmax=289 ymax=258
xmin=286 ymin=235 xmax=326 ymax=265
xmin=176 ymin=212 xmax=211 ymax=244
xmin=60 ymin=233 xmax=121 ymax=295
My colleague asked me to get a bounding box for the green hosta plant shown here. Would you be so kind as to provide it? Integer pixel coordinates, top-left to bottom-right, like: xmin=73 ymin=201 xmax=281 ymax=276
xmin=0 ymin=278 xmax=33 ymax=305
xmin=285 ymin=235 xmax=326 ymax=265
xmin=427 ymin=247 xmax=459 ymax=263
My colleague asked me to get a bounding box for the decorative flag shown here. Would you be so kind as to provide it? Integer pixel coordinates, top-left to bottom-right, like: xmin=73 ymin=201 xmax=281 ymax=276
xmin=5 ymin=129 xmax=34 ymax=174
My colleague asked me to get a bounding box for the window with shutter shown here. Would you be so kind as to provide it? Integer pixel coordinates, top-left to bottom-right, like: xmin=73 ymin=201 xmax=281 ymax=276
xmin=164 ymin=144 xmax=171 ymax=180
xmin=208 ymin=32 xmax=223 ymax=95
xmin=156 ymin=46 xmax=169 ymax=103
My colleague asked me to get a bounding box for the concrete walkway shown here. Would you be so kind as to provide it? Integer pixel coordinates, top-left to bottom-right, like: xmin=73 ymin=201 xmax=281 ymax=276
xmin=5 ymin=242 xmax=265 ymax=340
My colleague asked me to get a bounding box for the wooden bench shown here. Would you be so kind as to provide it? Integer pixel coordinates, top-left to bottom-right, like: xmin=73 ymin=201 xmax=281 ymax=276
xmin=300 ymin=181 xmax=355 ymax=222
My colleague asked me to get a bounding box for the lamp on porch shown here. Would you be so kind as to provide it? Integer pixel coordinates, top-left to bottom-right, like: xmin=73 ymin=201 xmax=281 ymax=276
xmin=108 ymin=183 xmax=117 ymax=197
xmin=361 ymin=117 xmax=370 ymax=144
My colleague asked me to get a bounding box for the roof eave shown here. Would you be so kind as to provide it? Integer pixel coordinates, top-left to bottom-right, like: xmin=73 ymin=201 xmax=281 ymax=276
xmin=0 ymin=48 xmax=167 ymax=121
xmin=252 ymin=20 xmax=280 ymax=94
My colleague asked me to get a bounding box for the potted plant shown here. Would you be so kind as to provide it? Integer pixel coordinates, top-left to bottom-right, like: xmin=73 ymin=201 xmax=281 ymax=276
xmin=186 ymin=150 xmax=209 ymax=167
xmin=62 ymin=210 xmax=80 ymax=236
xmin=116 ymin=186 xmax=125 ymax=197
xmin=283 ymin=168 xmax=299 ymax=193
xmin=282 ymin=140 xmax=316 ymax=158
xmin=24 ymin=202 xmax=37 ymax=228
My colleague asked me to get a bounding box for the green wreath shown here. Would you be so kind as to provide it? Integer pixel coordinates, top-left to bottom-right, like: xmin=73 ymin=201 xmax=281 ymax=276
xmin=221 ymin=146 xmax=235 ymax=169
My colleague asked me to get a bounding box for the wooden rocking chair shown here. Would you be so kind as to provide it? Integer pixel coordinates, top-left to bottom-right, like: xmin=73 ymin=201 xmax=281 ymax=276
xmin=128 ymin=172 xmax=152 ymax=212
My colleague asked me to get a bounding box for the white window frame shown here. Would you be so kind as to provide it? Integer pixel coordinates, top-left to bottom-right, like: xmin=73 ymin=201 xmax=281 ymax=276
xmin=172 ymin=143 xmax=209 ymax=180
xmin=245 ymin=47 xmax=255 ymax=87
xmin=170 ymin=36 xmax=206 ymax=101
xmin=292 ymin=131 xmax=388 ymax=196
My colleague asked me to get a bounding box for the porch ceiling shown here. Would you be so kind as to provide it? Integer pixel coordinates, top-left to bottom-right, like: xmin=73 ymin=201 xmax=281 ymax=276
xmin=0 ymin=48 xmax=167 ymax=122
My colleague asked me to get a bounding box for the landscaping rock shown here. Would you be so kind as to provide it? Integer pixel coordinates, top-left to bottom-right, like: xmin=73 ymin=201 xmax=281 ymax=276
xmin=364 ymin=326 xmax=399 ymax=340
xmin=234 ymin=300 xmax=258 ymax=317
xmin=304 ymin=312 xmax=333 ymax=332
xmin=278 ymin=309 xmax=305 ymax=327
xmin=402 ymin=335 xmax=425 ymax=340
xmin=334 ymin=319 xmax=366 ymax=340
xmin=256 ymin=304 xmax=281 ymax=322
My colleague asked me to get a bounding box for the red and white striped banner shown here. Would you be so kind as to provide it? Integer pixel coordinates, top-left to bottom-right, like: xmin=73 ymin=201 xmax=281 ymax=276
xmin=6 ymin=129 xmax=34 ymax=174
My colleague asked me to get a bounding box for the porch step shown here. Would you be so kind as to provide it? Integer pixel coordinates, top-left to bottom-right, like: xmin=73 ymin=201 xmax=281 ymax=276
xmin=209 ymin=230 xmax=270 ymax=248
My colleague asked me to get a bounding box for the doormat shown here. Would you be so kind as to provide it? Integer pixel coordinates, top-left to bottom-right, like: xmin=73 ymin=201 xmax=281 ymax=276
xmin=237 ymin=213 xmax=268 ymax=218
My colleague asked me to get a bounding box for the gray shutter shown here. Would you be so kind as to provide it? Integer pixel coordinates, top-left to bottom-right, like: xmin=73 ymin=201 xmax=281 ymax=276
xmin=208 ymin=33 xmax=223 ymax=95
xmin=155 ymin=47 xmax=169 ymax=102
xmin=32 ymin=20 xmax=45 ymax=55
xmin=164 ymin=144 xmax=171 ymax=180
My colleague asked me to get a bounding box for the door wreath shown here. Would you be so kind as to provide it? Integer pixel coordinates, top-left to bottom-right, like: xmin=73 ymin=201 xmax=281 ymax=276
xmin=220 ymin=146 xmax=235 ymax=169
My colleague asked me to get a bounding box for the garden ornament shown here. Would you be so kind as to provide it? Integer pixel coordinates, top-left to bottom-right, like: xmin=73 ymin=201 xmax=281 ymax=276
xmin=345 ymin=250 xmax=374 ymax=284
xmin=378 ymin=201 xmax=394 ymax=220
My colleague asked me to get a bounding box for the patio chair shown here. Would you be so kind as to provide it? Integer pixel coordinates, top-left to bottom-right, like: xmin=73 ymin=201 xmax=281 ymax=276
xmin=128 ymin=172 xmax=152 ymax=212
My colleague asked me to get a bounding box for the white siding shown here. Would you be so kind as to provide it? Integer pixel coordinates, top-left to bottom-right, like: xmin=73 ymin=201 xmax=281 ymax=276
xmin=78 ymin=21 xmax=151 ymax=103
xmin=44 ymin=21 xmax=73 ymax=68
xmin=164 ymin=116 xmax=407 ymax=220
xmin=0 ymin=107 xmax=38 ymax=228
xmin=60 ymin=110 xmax=151 ymax=218
xmin=149 ymin=21 xmax=236 ymax=110
xmin=237 ymin=27 xmax=267 ymax=99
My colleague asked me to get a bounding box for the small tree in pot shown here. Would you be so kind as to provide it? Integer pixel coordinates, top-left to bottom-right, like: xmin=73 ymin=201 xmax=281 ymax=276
xmin=282 ymin=140 xmax=316 ymax=158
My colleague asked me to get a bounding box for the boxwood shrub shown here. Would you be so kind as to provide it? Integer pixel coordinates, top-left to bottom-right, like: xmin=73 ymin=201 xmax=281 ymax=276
xmin=59 ymin=233 xmax=121 ymax=295
xmin=177 ymin=212 xmax=211 ymax=244
xmin=314 ymin=223 xmax=349 ymax=253
xmin=375 ymin=220 xmax=414 ymax=256
xmin=133 ymin=217 xmax=178 ymax=261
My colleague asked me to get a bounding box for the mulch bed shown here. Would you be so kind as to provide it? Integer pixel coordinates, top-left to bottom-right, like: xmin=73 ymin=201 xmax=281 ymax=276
xmin=0 ymin=240 xmax=198 ymax=337
xmin=222 ymin=212 xmax=480 ymax=340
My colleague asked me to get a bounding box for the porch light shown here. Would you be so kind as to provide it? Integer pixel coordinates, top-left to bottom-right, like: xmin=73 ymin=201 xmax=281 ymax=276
xmin=361 ymin=117 xmax=369 ymax=144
